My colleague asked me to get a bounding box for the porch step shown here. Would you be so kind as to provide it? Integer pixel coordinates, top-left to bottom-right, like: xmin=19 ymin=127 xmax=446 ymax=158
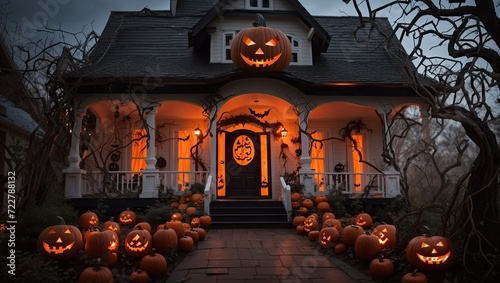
xmin=209 ymin=200 xmax=291 ymax=229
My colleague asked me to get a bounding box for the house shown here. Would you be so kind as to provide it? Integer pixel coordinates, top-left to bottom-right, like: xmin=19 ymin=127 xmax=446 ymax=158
xmin=0 ymin=39 xmax=39 ymax=213
xmin=62 ymin=0 xmax=428 ymax=216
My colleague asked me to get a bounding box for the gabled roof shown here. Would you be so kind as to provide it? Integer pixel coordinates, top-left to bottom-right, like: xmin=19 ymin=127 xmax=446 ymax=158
xmin=66 ymin=1 xmax=416 ymax=95
xmin=190 ymin=0 xmax=330 ymax=55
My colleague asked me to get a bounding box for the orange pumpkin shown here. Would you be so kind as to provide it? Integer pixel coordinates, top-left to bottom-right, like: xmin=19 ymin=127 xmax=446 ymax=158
xmin=79 ymin=211 xmax=99 ymax=230
xmin=200 ymin=215 xmax=212 ymax=227
xmin=369 ymin=256 xmax=394 ymax=279
xmin=406 ymin=229 xmax=454 ymax=271
xmin=125 ymin=226 xmax=152 ymax=258
xmin=119 ymin=208 xmax=137 ymax=226
xmin=355 ymin=212 xmax=373 ymax=229
xmin=230 ymin=14 xmax=292 ymax=72
xmin=140 ymin=248 xmax=167 ymax=277
xmin=78 ymin=259 xmax=113 ymax=283
xmin=354 ymin=232 xmax=382 ymax=260
xmin=102 ymin=217 xmax=120 ymax=236
xmin=37 ymin=216 xmax=83 ymax=260
xmin=166 ymin=220 xmax=185 ymax=238
xmin=302 ymin=199 xmax=314 ymax=209
xmin=401 ymin=269 xmax=428 ymax=283
xmin=153 ymin=228 xmax=178 ymax=253
xmin=178 ymin=235 xmax=194 ymax=252
xmin=185 ymin=207 xmax=198 ymax=217
xmin=134 ymin=222 xmax=152 ymax=233
xmin=302 ymin=217 xmax=319 ymax=234
xmin=334 ymin=243 xmax=347 ymax=255
xmin=129 ymin=269 xmax=149 ymax=283
xmin=322 ymin=212 xmax=335 ymax=222
xmin=85 ymin=229 xmax=119 ymax=257
xmin=319 ymin=226 xmax=340 ymax=248
xmin=342 ymin=225 xmax=364 ymax=246
xmin=190 ymin=217 xmax=201 ymax=228
xmin=316 ymin=202 xmax=330 ymax=212
xmin=192 ymin=227 xmax=206 ymax=241
xmin=292 ymin=216 xmax=306 ymax=227
xmin=322 ymin=218 xmax=342 ymax=232
xmin=371 ymin=223 xmax=396 ymax=248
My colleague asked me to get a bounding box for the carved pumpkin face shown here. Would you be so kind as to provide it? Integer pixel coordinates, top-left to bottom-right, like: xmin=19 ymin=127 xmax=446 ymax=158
xmin=102 ymin=217 xmax=120 ymax=236
xmin=119 ymin=209 xmax=137 ymax=226
xmin=125 ymin=227 xmax=152 ymax=258
xmin=355 ymin=213 xmax=373 ymax=229
xmin=406 ymin=234 xmax=454 ymax=271
xmin=230 ymin=14 xmax=292 ymax=72
xmin=190 ymin=217 xmax=201 ymax=228
xmin=79 ymin=211 xmax=99 ymax=230
xmin=37 ymin=218 xmax=83 ymax=260
xmin=371 ymin=224 xmax=396 ymax=248
xmin=319 ymin=226 xmax=339 ymax=248
xmin=302 ymin=217 xmax=319 ymax=233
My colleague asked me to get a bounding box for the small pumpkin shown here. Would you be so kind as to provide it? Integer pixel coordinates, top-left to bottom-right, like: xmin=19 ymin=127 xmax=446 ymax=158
xmin=297 ymin=207 xmax=309 ymax=216
xmin=401 ymin=269 xmax=428 ymax=283
xmin=369 ymin=256 xmax=394 ymax=278
xmin=129 ymin=269 xmax=149 ymax=283
xmin=291 ymin=192 xmax=301 ymax=202
xmin=292 ymin=216 xmax=306 ymax=227
xmin=178 ymin=235 xmax=194 ymax=252
xmin=371 ymin=223 xmax=396 ymax=249
xmin=334 ymin=243 xmax=347 ymax=255
xmin=319 ymin=226 xmax=340 ymax=248
xmin=342 ymin=225 xmax=364 ymax=246
xmin=102 ymin=216 xmax=120 ymax=236
xmin=200 ymin=215 xmax=212 ymax=227
xmin=119 ymin=208 xmax=137 ymax=226
xmin=79 ymin=211 xmax=99 ymax=230
xmin=296 ymin=224 xmax=305 ymax=235
xmin=308 ymin=230 xmax=320 ymax=241
xmin=166 ymin=220 xmax=185 ymax=238
xmin=171 ymin=212 xmax=183 ymax=221
xmin=37 ymin=216 xmax=83 ymax=260
xmin=301 ymin=199 xmax=314 ymax=209
xmin=190 ymin=217 xmax=201 ymax=228
xmin=185 ymin=206 xmax=198 ymax=217
xmin=322 ymin=218 xmax=342 ymax=232
xmin=322 ymin=212 xmax=335 ymax=222
xmin=354 ymin=232 xmax=382 ymax=260
xmin=190 ymin=193 xmax=203 ymax=203
xmin=405 ymin=227 xmax=453 ymax=271
xmin=125 ymin=225 xmax=152 ymax=258
xmin=140 ymin=248 xmax=167 ymax=277
xmin=134 ymin=222 xmax=152 ymax=233
xmin=316 ymin=202 xmax=330 ymax=212
xmin=78 ymin=258 xmax=113 ymax=283
xmin=192 ymin=227 xmax=206 ymax=241
xmin=302 ymin=216 xmax=319 ymax=233
xmin=355 ymin=212 xmax=373 ymax=229
xmin=153 ymin=228 xmax=178 ymax=253
xmin=230 ymin=13 xmax=292 ymax=72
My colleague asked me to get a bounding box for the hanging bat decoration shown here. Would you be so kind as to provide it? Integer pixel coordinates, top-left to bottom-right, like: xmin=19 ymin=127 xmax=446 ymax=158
xmin=248 ymin=108 xmax=271 ymax=118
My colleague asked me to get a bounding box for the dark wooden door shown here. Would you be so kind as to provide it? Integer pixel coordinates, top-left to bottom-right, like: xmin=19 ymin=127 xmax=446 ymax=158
xmin=225 ymin=130 xmax=261 ymax=198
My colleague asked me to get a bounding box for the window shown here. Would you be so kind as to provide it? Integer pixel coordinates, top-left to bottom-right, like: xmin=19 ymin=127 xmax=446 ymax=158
xmin=131 ymin=129 xmax=147 ymax=172
xmin=177 ymin=130 xmax=192 ymax=191
xmin=310 ymin=131 xmax=325 ymax=191
xmin=351 ymin=134 xmax=364 ymax=192
xmin=287 ymin=35 xmax=301 ymax=64
xmin=223 ymin=32 xmax=237 ymax=62
xmin=246 ymin=0 xmax=272 ymax=9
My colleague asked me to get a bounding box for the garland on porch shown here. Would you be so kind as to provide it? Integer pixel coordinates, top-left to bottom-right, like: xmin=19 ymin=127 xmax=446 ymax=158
xmin=217 ymin=113 xmax=284 ymax=139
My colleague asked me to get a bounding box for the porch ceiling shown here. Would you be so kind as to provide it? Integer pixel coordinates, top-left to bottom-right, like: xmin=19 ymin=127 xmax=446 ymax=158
xmin=309 ymin=102 xmax=377 ymax=120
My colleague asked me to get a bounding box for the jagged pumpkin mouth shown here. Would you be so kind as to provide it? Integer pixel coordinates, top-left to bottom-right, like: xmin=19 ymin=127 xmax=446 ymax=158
xmin=416 ymin=251 xmax=451 ymax=264
xmin=43 ymin=242 xmax=75 ymax=254
xmin=126 ymin=241 xmax=149 ymax=251
xmin=240 ymin=53 xmax=282 ymax=67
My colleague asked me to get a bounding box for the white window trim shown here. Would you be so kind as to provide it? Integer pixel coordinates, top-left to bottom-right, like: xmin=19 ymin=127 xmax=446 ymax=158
xmin=287 ymin=34 xmax=301 ymax=65
xmin=222 ymin=31 xmax=237 ymax=63
xmin=245 ymin=0 xmax=273 ymax=10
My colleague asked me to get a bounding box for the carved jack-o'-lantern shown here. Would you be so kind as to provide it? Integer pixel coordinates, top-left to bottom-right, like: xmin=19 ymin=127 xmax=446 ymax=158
xmin=190 ymin=217 xmax=201 ymax=228
xmin=232 ymin=135 xmax=255 ymax=166
xmin=371 ymin=223 xmax=396 ymax=248
xmin=79 ymin=211 xmax=99 ymax=230
xmin=102 ymin=217 xmax=120 ymax=236
xmin=37 ymin=216 xmax=83 ymax=260
xmin=125 ymin=226 xmax=152 ymax=258
xmin=355 ymin=212 xmax=373 ymax=229
xmin=85 ymin=229 xmax=120 ymax=257
xmin=406 ymin=228 xmax=454 ymax=271
xmin=302 ymin=217 xmax=319 ymax=233
xmin=319 ymin=226 xmax=340 ymax=248
xmin=230 ymin=14 xmax=292 ymax=72
xmin=119 ymin=208 xmax=137 ymax=226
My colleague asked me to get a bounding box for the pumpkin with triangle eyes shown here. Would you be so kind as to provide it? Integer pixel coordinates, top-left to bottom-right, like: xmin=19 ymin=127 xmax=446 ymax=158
xmin=102 ymin=216 xmax=120 ymax=236
xmin=79 ymin=210 xmax=99 ymax=230
xmin=318 ymin=226 xmax=340 ymax=248
xmin=302 ymin=216 xmax=319 ymax=234
xmin=37 ymin=216 xmax=83 ymax=260
xmin=406 ymin=229 xmax=454 ymax=271
xmin=355 ymin=212 xmax=373 ymax=229
xmin=371 ymin=223 xmax=396 ymax=248
xmin=119 ymin=208 xmax=137 ymax=226
xmin=125 ymin=226 xmax=152 ymax=258
xmin=230 ymin=13 xmax=292 ymax=72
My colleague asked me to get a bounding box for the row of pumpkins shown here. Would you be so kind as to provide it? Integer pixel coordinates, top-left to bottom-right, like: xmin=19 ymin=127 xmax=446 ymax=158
xmin=37 ymin=208 xmax=212 ymax=283
xmin=292 ymin=197 xmax=454 ymax=282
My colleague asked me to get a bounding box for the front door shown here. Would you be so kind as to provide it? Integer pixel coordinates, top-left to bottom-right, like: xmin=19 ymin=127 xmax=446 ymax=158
xmin=225 ymin=130 xmax=261 ymax=198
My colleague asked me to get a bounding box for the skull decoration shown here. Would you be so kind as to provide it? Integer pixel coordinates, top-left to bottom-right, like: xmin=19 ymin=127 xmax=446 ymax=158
xmin=37 ymin=216 xmax=83 ymax=260
xmin=230 ymin=14 xmax=292 ymax=72
xmin=125 ymin=226 xmax=152 ymax=258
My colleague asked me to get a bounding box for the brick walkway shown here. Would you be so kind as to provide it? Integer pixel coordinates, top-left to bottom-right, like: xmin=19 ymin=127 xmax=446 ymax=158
xmin=166 ymin=229 xmax=373 ymax=283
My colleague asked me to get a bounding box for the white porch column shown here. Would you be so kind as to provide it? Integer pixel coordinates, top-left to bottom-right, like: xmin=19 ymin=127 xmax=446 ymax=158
xmin=420 ymin=104 xmax=431 ymax=145
xmin=206 ymin=106 xmax=218 ymax=215
xmin=140 ymin=103 xmax=159 ymax=198
xmin=298 ymin=108 xmax=315 ymax=195
xmin=64 ymin=107 xmax=86 ymax=198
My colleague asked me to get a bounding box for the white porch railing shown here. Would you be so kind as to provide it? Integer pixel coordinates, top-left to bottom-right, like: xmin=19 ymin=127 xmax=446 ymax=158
xmin=280 ymin=176 xmax=292 ymax=221
xmin=83 ymin=170 xmax=210 ymax=197
xmin=204 ymin=174 xmax=213 ymax=215
xmin=305 ymin=172 xmax=388 ymax=197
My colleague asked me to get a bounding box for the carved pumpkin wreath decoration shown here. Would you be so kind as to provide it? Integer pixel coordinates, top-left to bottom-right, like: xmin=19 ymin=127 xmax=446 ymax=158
xmin=230 ymin=13 xmax=292 ymax=72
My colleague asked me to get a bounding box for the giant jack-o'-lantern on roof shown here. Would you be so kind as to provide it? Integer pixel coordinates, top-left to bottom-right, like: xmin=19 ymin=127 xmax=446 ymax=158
xmin=231 ymin=14 xmax=292 ymax=72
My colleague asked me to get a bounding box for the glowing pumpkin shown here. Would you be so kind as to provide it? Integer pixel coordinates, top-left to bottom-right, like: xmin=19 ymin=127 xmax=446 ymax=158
xmin=37 ymin=216 xmax=83 ymax=260
xmin=355 ymin=212 xmax=373 ymax=229
xmin=85 ymin=229 xmax=120 ymax=257
xmin=102 ymin=216 xmax=120 ymax=236
xmin=322 ymin=212 xmax=335 ymax=222
xmin=190 ymin=217 xmax=201 ymax=228
xmin=230 ymin=13 xmax=292 ymax=72
xmin=406 ymin=228 xmax=454 ymax=271
xmin=371 ymin=223 xmax=396 ymax=249
xmin=125 ymin=226 xmax=152 ymax=258
xmin=319 ymin=226 xmax=340 ymax=248
xmin=302 ymin=216 xmax=319 ymax=233
xmin=79 ymin=211 xmax=98 ymax=230
xmin=119 ymin=208 xmax=137 ymax=226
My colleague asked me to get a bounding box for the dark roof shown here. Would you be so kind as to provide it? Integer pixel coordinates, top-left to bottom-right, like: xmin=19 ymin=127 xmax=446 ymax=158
xmin=66 ymin=2 xmax=415 ymax=91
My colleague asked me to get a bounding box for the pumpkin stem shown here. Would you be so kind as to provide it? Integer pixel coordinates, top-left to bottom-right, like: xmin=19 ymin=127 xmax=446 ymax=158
xmin=422 ymin=225 xmax=432 ymax=236
xmin=56 ymin=216 xmax=66 ymax=225
xmin=253 ymin=13 xmax=266 ymax=27
xmin=150 ymin=248 xmax=156 ymax=256
xmin=411 ymin=269 xmax=419 ymax=276
xmin=94 ymin=258 xmax=102 ymax=271
xmin=110 ymin=216 xmax=114 ymax=221
xmin=378 ymin=255 xmax=384 ymax=262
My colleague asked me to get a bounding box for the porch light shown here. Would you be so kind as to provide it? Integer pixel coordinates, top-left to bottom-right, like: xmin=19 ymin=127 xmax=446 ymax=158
xmin=194 ymin=127 xmax=202 ymax=137
xmin=280 ymin=127 xmax=288 ymax=138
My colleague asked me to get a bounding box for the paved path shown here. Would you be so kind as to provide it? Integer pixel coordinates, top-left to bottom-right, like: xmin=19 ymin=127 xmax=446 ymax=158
xmin=166 ymin=229 xmax=373 ymax=283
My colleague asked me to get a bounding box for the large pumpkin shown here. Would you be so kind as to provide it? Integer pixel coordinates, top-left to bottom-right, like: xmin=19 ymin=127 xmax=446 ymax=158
xmin=230 ymin=13 xmax=292 ymax=72
xmin=125 ymin=226 xmax=152 ymax=258
xmin=354 ymin=232 xmax=382 ymax=260
xmin=140 ymin=248 xmax=167 ymax=277
xmin=342 ymin=225 xmax=364 ymax=246
xmin=406 ymin=229 xmax=454 ymax=271
xmin=153 ymin=228 xmax=178 ymax=253
xmin=37 ymin=216 xmax=83 ymax=260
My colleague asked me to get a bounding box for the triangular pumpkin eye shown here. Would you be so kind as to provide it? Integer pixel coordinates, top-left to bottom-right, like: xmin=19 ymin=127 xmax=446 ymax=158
xmin=265 ymin=37 xmax=279 ymax=46
xmin=421 ymin=242 xmax=430 ymax=248
xmin=49 ymin=229 xmax=56 ymax=234
xmin=382 ymin=228 xmax=388 ymax=232
xmin=64 ymin=229 xmax=72 ymax=234
xmin=436 ymin=241 xmax=444 ymax=247
xmin=243 ymin=36 xmax=256 ymax=46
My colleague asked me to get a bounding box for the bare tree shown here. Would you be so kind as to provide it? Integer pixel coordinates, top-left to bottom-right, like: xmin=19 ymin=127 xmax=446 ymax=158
xmin=344 ymin=0 xmax=499 ymax=279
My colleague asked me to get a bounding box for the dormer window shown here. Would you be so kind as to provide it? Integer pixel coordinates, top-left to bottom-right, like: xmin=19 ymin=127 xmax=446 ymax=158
xmin=246 ymin=0 xmax=272 ymax=10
